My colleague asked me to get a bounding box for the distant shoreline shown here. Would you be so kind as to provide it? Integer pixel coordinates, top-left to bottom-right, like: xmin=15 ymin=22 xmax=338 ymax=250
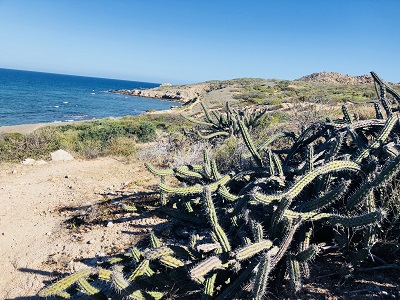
xmin=0 ymin=108 xmax=175 ymax=135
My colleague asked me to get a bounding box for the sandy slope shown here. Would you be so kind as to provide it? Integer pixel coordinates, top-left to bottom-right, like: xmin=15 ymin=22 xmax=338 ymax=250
xmin=0 ymin=157 xmax=158 ymax=299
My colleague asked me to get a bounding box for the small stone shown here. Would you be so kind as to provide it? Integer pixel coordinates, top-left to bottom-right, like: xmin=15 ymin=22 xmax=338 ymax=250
xmin=46 ymin=232 xmax=52 ymax=236
xmin=11 ymin=170 xmax=17 ymax=174
xmin=21 ymin=158 xmax=36 ymax=165
xmin=51 ymin=149 xmax=74 ymax=161
xmin=106 ymin=221 xmax=114 ymax=227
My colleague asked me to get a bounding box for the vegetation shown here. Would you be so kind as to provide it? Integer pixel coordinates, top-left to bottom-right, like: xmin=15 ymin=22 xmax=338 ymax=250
xmin=0 ymin=114 xmax=190 ymax=161
xmin=38 ymin=72 xmax=400 ymax=299
xmin=232 ymin=78 xmax=378 ymax=106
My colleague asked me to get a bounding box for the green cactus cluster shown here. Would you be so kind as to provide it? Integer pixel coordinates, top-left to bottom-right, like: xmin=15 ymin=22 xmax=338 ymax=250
xmin=39 ymin=72 xmax=400 ymax=299
xmin=182 ymin=102 xmax=267 ymax=140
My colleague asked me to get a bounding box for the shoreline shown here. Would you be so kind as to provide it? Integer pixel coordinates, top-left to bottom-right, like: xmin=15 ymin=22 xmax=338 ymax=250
xmin=0 ymin=108 xmax=175 ymax=135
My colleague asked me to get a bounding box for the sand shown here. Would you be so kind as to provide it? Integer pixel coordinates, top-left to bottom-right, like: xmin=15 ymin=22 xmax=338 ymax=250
xmin=0 ymin=156 xmax=159 ymax=298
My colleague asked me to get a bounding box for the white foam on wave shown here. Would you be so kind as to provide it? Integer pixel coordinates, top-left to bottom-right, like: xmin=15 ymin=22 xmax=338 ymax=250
xmin=63 ymin=101 xmax=68 ymax=104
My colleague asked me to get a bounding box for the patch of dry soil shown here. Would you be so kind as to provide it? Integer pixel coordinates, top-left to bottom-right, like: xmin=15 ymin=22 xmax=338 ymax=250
xmin=0 ymin=157 xmax=158 ymax=299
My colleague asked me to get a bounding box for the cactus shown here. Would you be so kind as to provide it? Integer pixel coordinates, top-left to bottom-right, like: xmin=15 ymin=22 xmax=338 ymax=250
xmin=234 ymin=239 xmax=273 ymax=261
xmin=190 ymin=256 xmax=224 ymax=280
xmin=202 ymin=273 xmax=217 ymax=300
xmin=329 ymin=210 xmax=384 ymax=228
xmin=76 ymin=278 xmax=101 ymax=296
xmin=128 ymin=259 xmax=150 ymax=282
xmin=287 ymin=255 xmax=302 ymax=293
xmin=251 ymin=252 xmax=273 ymax=299
xmin=239 ymin=120 xmax=264 ymax=167
xmin=342 ymin=105 xmax=352 ymax=123
xmin=38 ymin=268 xmax=92 ymax=297
xmin=39 ymin=72 xmax=400 ymax=299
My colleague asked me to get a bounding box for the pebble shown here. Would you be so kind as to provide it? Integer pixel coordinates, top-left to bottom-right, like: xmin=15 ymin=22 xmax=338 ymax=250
xmin=106 ymin=221 xmax=114 ymax=227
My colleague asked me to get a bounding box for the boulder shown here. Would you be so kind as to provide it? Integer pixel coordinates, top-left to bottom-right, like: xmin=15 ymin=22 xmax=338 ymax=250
xmin=51 ymin=149 xmax=74 ymax=161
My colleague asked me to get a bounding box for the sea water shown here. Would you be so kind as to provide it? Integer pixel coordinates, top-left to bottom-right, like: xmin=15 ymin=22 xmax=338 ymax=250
xmin=0 ymin=68 xmax=178 ymax=126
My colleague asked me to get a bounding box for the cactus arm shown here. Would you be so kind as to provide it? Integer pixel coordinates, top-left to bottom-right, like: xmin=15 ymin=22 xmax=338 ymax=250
xmin=38 ymin=268 xmax=92 ymax=297
xmin=371 ymin=152 xmax=400 ymax=188
xmin=175 ymin=166 xmax=204 ymax=179
xmin=158 ymin=183 xmax=203 ymax=195
xmin=159 ymin=255 xmax=185 ymax=268
xmin=271 ymin=218 xmax=302 ymax=270
xmin=328 ymin=210 xmax=384 ymax=228
xmin=158 ymin=174 xmax=229 ymax=196
xmin=267 ymin=148 xmax=276 ymax=176
xmin=181 ymin=114 xmax=218 ymax=128
xmin=201 ymin=102 xmax=216 ymax=124
xmin=128 ymin=259 xmax=150 ymax=282
xmin=145 ymin=247 xmax=174 ymax=260
xmin=355 ymin=115 xmax=398 ymax=163
xmin=215 ymin=258 xmax=259 ymax=300
xmin=374 ymin=102 xmax=384 ymax=119
xmin=150 ymin=231 xmax=161 ymax=248
xmin=243 ymin=132 xmax=287 ymax=159
xmin=346 ymin=181 xmax=372 ymax=209
xmin=203 ymin=186 xmax=231 ymax=252
xmin=272 ymin=152 xmax=284 ymax=177
xmin=299 ymin=180 xmax=349 ymax=212
xmin=77 ymin=278 xmax=101 ymax=295
xmin=252 ymin=160 xmax=362 ymax=206
xmin=197 ymin=131 xmax=230 ymax=139
xmin=233 ymin=239 xmax=273 ymax=261
xmin=202 ymin=273 xmax=217 ymax=300
xmin=189 ymin=256 xmax=224 ymax=280
xmin=145 ymin=162 xmax=175 ymax=177
xmin=305 ymin=145 xmax=314 ymax=172
xmin=210 ymin=159 xmax=222 ymax=180
xmin=287 ymin=256 xmax=302 ymax=292
xmin=218 ymin=185 xmax=239 ymax=202
xmin=342 ymin=105 xmax=352 ymax=123
xmin=238 ymin=120 xmax=264 ymax=167
xmin=251 ymin=252 xmax=273 ymax=299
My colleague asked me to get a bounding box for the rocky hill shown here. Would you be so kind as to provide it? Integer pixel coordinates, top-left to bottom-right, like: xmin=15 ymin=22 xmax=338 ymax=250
xmin=295 ymin=72 xmax=374 ymax=85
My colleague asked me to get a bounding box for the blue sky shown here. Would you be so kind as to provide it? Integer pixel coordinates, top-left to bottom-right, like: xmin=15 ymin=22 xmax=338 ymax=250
xmin=0 ymin=0 xmax=399 ymax=84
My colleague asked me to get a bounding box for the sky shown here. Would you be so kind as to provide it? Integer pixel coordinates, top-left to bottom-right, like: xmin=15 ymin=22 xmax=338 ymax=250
xmin=0 ymin=0 xmax=399 ymax=84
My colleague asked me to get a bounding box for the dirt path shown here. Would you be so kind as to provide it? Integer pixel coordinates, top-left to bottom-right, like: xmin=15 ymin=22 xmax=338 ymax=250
xmin=0 ymin=157 xmax=158 ymax=299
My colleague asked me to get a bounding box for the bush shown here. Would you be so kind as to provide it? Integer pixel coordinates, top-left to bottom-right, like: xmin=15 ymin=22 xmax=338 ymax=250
xmin=135 ymin=121 xmax=156 ymax=142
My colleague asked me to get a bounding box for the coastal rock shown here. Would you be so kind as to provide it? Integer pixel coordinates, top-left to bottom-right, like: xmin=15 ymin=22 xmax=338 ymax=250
xmin=109 ymin=81 xmax=229 ymax=105
xmin=51 ymin=149 xmax=74 ymax=161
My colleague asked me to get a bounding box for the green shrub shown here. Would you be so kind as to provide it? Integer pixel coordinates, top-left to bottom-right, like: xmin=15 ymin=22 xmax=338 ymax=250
xmin=106 ymin=136 xmax=136 ymax=156
xmin=135 ymin=121 xmax=156 ymax=142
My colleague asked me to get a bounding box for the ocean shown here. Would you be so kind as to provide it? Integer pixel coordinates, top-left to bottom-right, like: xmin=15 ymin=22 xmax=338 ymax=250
xmin=0 ymin=68 xmax=178 ymax=126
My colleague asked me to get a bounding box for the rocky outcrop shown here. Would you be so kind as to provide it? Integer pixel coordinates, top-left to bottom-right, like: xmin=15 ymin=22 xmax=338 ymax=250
xmin=295 ymin=72 xmax=374 ymax=85
xmin=51 ymin=149 xmax=74 ymax=161
xmin=110 ymin=82 xmax=228 ymax=105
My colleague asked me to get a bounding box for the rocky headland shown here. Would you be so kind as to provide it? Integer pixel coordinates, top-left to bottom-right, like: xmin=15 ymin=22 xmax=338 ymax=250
xmin=109 ymin=81 xmax=229 ymax=105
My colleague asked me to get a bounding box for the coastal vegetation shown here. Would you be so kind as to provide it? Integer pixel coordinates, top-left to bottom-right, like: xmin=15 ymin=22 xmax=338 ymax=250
xmin=0 ymin=114 xmax=190 ymax=161
xmin=35 ymin=72 xmax=400 ymax=298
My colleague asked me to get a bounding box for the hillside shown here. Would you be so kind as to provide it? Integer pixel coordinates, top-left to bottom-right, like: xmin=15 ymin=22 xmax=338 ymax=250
xmin=295 ymin=71 xmax=374 ymax=85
